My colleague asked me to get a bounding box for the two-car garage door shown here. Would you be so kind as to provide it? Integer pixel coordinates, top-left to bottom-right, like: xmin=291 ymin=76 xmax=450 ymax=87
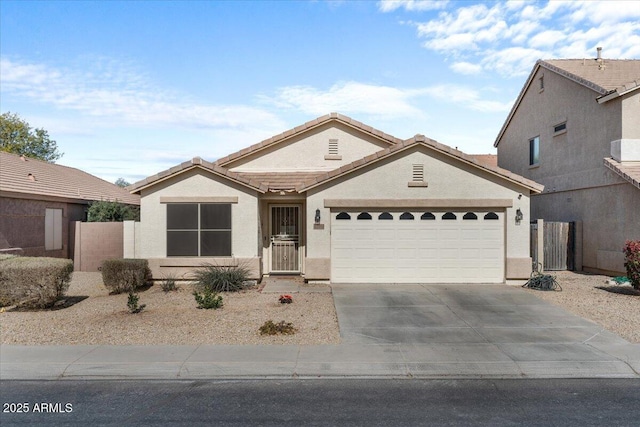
xmin=331 ymin=210 xmax=504 ymax=283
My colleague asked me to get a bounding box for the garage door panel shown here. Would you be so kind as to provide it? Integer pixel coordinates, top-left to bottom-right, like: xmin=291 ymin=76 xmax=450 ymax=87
xmin=331 ymin=210 xmax=504 ymax=283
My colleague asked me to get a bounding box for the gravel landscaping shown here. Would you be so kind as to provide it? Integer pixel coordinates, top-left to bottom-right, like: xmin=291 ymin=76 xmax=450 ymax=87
xmin=1 ymin=270 xmax=638 ymax=345
xmin=522 ymin=270 xmax=640 ymax=343
xmin=0 ymin=272 xmax=340 ymax=345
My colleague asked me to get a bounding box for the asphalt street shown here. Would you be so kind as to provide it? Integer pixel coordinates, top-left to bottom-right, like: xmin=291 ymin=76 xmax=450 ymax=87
xmin=2 ymin=379 xmax=639 ymax=426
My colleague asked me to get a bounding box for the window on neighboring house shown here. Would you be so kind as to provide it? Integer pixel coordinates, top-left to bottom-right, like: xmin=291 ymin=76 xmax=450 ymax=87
xmin=45 ymin=208 xmax=63 ymax=251
xmin=553 ymin=122 xmax=567 ymax=136
xmin=167 ymin=203 xmax=231 ymax=257
xmin=539 ymin=75 xmax=544 ymax=91
xmin=529 ymin=136 xmax=540 ymax=166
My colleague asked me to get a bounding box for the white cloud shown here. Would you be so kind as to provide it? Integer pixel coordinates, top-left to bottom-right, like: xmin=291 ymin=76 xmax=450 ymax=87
xmin=378 ymin=0 xmax=449 ymax=13
xmin=450 ymin=61 xmax=482 ymax=75
xmin=264 ymin=81 xmax=427 ymax=118
xmin=0 ymin=57 xmax=285 ymax=131
xmin=265 ymin=80 xmax=510 ymax=117
xmin=404 ymin=1 xmax=640 ymax=76
xmin=423 ymin=84 xmax=512 ymax=113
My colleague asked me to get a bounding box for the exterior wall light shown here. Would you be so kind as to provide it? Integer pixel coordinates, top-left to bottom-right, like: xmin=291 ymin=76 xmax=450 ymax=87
xmin=515 ymin=208 xmax=523 ymax=225
xmin=315 ymin=209 xmax=321 ymax=224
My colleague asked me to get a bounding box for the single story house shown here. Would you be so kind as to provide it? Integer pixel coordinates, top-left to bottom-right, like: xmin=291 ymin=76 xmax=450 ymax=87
xmin=128 ymin=113 xmax=543 ymax=283
xmin=0 ymin=151 xmax=140 ymax=259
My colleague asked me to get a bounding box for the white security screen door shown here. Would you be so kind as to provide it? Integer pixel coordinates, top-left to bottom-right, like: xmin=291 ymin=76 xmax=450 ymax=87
xmin=270 ymin=206 xmax=301 ymax=272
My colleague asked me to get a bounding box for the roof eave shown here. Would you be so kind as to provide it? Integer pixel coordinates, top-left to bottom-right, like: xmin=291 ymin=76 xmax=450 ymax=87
xmin=597 ymin=84 xmax=640 ymax=104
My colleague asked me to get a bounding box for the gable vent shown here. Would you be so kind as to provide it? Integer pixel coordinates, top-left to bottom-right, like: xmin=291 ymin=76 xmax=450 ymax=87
xmin=328 ymin=139 xmax=339 ymax=155
xmin=412 ymin=164 xmax=424 ymax=182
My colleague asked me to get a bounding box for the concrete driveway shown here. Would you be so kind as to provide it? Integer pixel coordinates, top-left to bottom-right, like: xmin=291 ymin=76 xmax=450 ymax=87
xmin=332 ymin=284 xmax=623 ymax=345
xmin=331 ymin=283 xmax=640 ymax=377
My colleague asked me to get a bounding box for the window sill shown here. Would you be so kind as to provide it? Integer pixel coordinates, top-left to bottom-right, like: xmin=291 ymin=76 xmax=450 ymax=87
xmin=529 ymin=164 xmax=540 ymax=170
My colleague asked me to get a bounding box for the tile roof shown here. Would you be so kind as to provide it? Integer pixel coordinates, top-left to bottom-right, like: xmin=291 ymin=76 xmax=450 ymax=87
xmin=541 ymin=59 xmax=640 ymax=95
xmin=0 ymin=151 xmax=140 ymax=205
xmin=471 ymin=154 xmax=498 ymax=168
xmin=604 ymin=158 xmax=640 ymax=190
xmin=234 ymin=171 xmax=328 ymax=192
xmin=128 ymin=157 xmax=267 ymax=194
xmin=214 ymin=112 xmax=403 ymax=167
xmin=296 ymin=135 xmax=544 ymax=193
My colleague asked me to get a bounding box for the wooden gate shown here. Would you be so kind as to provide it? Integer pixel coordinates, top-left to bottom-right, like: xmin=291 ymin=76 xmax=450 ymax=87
xmin=530 ymin=221 xmax=575 ymax=271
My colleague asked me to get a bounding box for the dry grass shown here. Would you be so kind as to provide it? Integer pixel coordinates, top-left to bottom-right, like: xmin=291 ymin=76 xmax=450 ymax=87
xmin=0 ymin=272 xmax=340 ymax=345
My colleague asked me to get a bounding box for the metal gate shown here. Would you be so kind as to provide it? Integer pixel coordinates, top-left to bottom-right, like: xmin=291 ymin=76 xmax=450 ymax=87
xmin=530 ymin=221 xmax=575 ymax=271
xmin=270 ymin=206 xmax=300 ymax=272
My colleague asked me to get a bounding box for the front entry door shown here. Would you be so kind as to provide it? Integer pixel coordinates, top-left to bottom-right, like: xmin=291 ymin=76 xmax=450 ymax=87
xmin=270 ymin=206 xmax=300 ymax=272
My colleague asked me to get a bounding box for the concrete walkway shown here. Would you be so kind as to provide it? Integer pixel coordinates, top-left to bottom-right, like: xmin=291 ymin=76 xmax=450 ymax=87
xmin=2 ymin=281 xmax=639 ymax=380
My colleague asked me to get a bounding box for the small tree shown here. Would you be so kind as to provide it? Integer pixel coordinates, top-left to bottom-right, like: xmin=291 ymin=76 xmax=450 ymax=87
xmin=87 ymin=200 xmax=140 ymax=222
xmin=0 ymin=112 xmax=63 ymax=162
xmin=623 ymin=240 xmax=640 ymax=290
xmin=115 ymin=178 xmax=131 ymax=188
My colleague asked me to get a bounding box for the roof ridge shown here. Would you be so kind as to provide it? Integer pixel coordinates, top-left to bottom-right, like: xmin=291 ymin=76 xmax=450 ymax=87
xmin=214 ymin=113 xmax=403 ymax=167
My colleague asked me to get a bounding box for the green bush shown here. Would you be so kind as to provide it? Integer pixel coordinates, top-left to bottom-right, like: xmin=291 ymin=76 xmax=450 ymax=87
xmin=101 ymin=259 xmax=151 ymax=294
xmin=193 ymin=288 xmax=223 ymax=309
xmin=193 ymin=263 xmax=251 ymax=293
xmin=624 ymin=240 xmax=640 ymax=290
xmin=0 ymin=256 xmax=73 ymax=308
xmin=259 ymin=320 xmax=297 ymax=336
xmin=127 ymin=292 xmax=146 ymax=314
xmin=87 ymin=200 xmax=140 ymax=222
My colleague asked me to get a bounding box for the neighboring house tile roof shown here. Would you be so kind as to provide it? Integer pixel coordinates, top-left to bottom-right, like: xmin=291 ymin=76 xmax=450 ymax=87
xmin=0 ymin=151 xmax=140 ymax=205
xmin=495 ymin=57 xmax=640 ymax=147
xmin=471 ymin=154 xmax=498 ymax=168
xmin=604 ymin=158 xmax=640 ymax=190
xmin=297 ymin=135 xmax=544 ymax=193
xmin=129 ymin=157 xmax=268 ymax=194
xmin=214 ymin=112 xmax=403 ymax=167
xmin=542 ymin=59 xmax=640 ymax=95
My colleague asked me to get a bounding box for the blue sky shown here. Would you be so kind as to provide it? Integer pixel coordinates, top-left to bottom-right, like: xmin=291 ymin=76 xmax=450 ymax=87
xmin=2 ymin=0 xmax=639 ymax=184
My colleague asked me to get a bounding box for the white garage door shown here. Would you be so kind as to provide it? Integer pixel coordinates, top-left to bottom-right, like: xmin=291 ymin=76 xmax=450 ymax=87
xmin=331 ymin=210 xmax=504 ymax=283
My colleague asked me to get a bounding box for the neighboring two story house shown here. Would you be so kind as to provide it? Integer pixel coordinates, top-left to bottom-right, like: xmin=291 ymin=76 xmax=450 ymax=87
xmin=495 ymin=51 xmax=640 ymax=275
xmin=129 ymin=113 xmax=543 ymax=284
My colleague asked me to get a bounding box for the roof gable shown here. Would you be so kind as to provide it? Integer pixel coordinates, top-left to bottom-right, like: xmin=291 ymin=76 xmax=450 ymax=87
xmin=494 ymin=58 xmax=640 ymax=147
xmin=215 ymin=112 xmax=402 ymax=168
xmin=0 ymin=151 xmax=140 ymax=205
xmin=128 ymin=157 xmax=266 ymax=194
xmin=298 ymin=135 xmax=543 ymax=193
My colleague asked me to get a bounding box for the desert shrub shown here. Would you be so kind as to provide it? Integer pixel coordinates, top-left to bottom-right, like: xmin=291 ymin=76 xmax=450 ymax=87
xmin=160 ymin=274 xmax=178 ymax=292
xmin=0 ymin=256 xmax=73 ymax=308
xmin=624 ymin=240 xmax=640 ymax=290
xmin=101 ymin=259 xmax=151 ymax=294
xmin=127 ymin=292 xmax=146 ymax=314
xmin=259 ymin=320 xmax=297 ymax=336
xmin=193 ymin=263 xmax=251 ymax=293
xmin=193 ymin=288 xmax=223 ymax=309
xmin=0 ymin=254 xmax=17 ymax=262
xmin=279 ymin=294 xmax=293 ymax=304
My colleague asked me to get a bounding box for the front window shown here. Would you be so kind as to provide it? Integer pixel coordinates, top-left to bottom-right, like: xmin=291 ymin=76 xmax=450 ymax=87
xmin=167 ymin=203 xmax=231 ymax=256
xmin=529 ymin=136 xmax=540 ymax=166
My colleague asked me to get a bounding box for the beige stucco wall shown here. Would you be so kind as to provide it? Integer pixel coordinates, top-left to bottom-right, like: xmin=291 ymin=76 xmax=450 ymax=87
xmin=73 ymin=221 xmax=124 ymax=272
xmin=497 ymin=67 xmax=639 ymax=274
xmin=305 ymin=145 xmax=532 ymax=280
xmin=137 ymin=168 xmax=261 ymax=277
xmin=621 ymin=92 xmax=640 ymax=138
xmin=226 ymin=122 xmax=391 ymax=172
xmin=531 ymin=182 xmax=640 ymax=274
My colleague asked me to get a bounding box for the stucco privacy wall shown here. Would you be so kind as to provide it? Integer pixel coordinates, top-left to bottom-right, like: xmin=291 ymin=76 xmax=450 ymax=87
xmin=305 ymin=145 xmax=532 ymax=280
xmin=73 ymin=221 xmax=123 ymax=272
xmin=621 ymin=93 xmax=640 ymax=138
xmin=227 ymin=122 xmax=391 ymax=171
xmin=137 ymin=168 xmax=261 ymax=279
